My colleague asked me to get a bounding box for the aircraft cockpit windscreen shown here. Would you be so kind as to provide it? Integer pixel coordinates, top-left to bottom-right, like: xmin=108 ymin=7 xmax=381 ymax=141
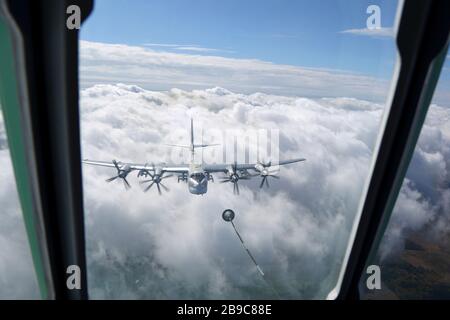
xmin=79 ymin=0 xmax=401 ymax=299
xmin=191 ymin=173 xmax=205 ymax=182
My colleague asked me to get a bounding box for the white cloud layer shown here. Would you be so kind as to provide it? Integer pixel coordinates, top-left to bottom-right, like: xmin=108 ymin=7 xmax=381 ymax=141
xmin=340 ymin=27 xmax=394 ymax=38
xmin=143 ymin=43 xmax=234 ymax=54
xmin=79 ymin=41 xmax=390 ymax=102
xmin=379 ymin=103 xmax=450 ymax=259
xmin=78 ymin=84 xmax=449 ymax=299
xmin=0 ymin=82 xmax=448 ymax=298
xmin=79 ymin=84 xmax=384 ymax=298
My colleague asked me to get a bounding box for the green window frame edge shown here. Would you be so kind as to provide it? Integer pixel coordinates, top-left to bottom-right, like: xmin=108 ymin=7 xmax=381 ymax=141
xmin=0 ymin=11 xmax=48 ymax=299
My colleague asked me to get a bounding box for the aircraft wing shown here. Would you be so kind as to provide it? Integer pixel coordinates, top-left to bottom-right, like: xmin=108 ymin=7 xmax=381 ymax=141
xmin=203 ymin=157 xmax=306 ymax=173
xmin=82 ymin=159 xmax=189 ymax=173
xmin=275 ymin=158 xmax=307 ymax=166
xmin=159 ymin=166 xmax=190 ymax=173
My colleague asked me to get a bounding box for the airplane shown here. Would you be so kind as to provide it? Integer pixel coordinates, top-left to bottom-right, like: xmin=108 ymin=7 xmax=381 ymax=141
xmin=82 ymin=119 xmax=306 ymax=195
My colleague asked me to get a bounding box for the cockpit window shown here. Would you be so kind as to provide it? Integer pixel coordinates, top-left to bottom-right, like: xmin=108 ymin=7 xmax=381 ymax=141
xmin=80 ymin=0 xmax=402 ymax=299
xmin=191 ymin=173 xmax=205 ymax=182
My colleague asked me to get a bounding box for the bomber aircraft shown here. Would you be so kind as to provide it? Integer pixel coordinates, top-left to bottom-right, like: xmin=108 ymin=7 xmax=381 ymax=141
xmin=83 ymin=119 xmax=305 ymax=195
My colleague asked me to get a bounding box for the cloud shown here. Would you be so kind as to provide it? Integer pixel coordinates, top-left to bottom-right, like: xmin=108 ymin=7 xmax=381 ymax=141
xmin=74 ymin=83 xmax=448 ymax=299
xmin=340 ymin=27 xmax=394 ymax=38
xmin=143 ymin=43 xmax=234 ymax=54
xmin=79 ymin=41 xmax=391 ymax=102
xmin=0 ymin=82 xmax=448 ymax=299
xmin=379 ymin=103 xmax=450 ymax=259
xmin=175 ymin=46 xmax=233 ymax=53
xmin=1 ymin=32 xmax=449 ymax=297
xmin=79 ymin=84 xmax=386 ymax=298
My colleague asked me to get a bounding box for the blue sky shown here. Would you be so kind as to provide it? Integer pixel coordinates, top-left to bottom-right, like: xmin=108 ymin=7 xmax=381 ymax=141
xmin=80 ymin=0 xmax=448 ymax=105
xmin=81 ymin=0 xmax=399 ymax=79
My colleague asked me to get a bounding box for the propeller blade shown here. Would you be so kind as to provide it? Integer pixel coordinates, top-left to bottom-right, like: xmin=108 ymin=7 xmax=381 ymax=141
xmin=265 ymin=178 xmax=269 ymax=188
xmin=122 ymin=178 xmax=131 ymax=190
xmin=259 ymin=176 xmax=266 ymax=189
xmin=235 ymin=182 xmax=240 ymax=195
xmin=160 ymin=174 xmax=173 ymax=180
xmin=157 ymin=183 xmax=162 ymax=195
xmin=139 ymin=179 xmax=154 ymax=184
xmin=144 ymin=181 xmax=155 ymax=192
xmin=106 ymin=176 xmax=119 ymax=182
xmin=160 ymin=182 xmax=169 ymax=191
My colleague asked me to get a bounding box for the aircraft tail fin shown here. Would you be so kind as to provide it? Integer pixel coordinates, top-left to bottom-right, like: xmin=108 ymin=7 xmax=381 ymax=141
xmin=191 ymin=118 xmax=194 ymax=148
xmin=164 ymin=143 xmax=219 ymax=149
xmin=190 ymin=118 xmax=220 ymax=149
xmin=165 ymin=119 xmax=219 ymax=158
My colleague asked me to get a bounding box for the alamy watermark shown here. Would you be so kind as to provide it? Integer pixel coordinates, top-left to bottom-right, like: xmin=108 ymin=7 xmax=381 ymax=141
xmin=366 ymin=5 xmax=382 ymax=30
xmin=366 ymin=264 xmax=381 ymax=290
xmin=163 ymin=127 xmax=280 ymax=168
xmin=66 ymin=264 xmax=81 ymax=290
xmin=66 ymin=5 xmax=81 ymax=30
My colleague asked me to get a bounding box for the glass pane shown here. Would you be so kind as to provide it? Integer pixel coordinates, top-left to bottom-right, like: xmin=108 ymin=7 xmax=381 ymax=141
xmin=360 ymin=50 xmax=450 ymax=299
xmin=0 ymin=103 xmax=40 ymax=299
xmin=80 ymin=0 xmax=400 ymax=299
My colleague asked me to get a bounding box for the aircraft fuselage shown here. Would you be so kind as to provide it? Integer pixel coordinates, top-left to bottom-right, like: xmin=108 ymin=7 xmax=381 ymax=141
xmin=188 ymin=164 xmax=208 ymax=195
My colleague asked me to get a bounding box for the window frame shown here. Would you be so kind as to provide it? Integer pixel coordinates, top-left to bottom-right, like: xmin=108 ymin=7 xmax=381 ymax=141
xmin=333 ymin=0 xmax=450 ymax=300
xmin=0 ymin=0 xmax=449 ymax=300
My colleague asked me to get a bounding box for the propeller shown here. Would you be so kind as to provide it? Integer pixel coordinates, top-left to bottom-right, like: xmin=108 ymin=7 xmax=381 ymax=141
xmin=106 ymin=160 xmax=132 ymax=190
xmin=139 ymin=164 xmax=173 ymax=195
xmin=252 ymin=160 xmax=279 ymax=189
xmin=220 ymin=162 xmax=250 ymax=195
xmin=254 ymin=160 xmax=272 ymax=172
xmin=258 ymin=168 xmax=280 ymax=189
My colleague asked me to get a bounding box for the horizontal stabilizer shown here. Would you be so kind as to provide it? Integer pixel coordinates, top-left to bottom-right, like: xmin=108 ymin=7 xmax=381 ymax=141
xmin=164 ymin=143 xmax=220 ymax=149
xmin=164 ymin=144 xmax=191 ymax=149
xmin=193 ymin=144 xmax=220 ymax=148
